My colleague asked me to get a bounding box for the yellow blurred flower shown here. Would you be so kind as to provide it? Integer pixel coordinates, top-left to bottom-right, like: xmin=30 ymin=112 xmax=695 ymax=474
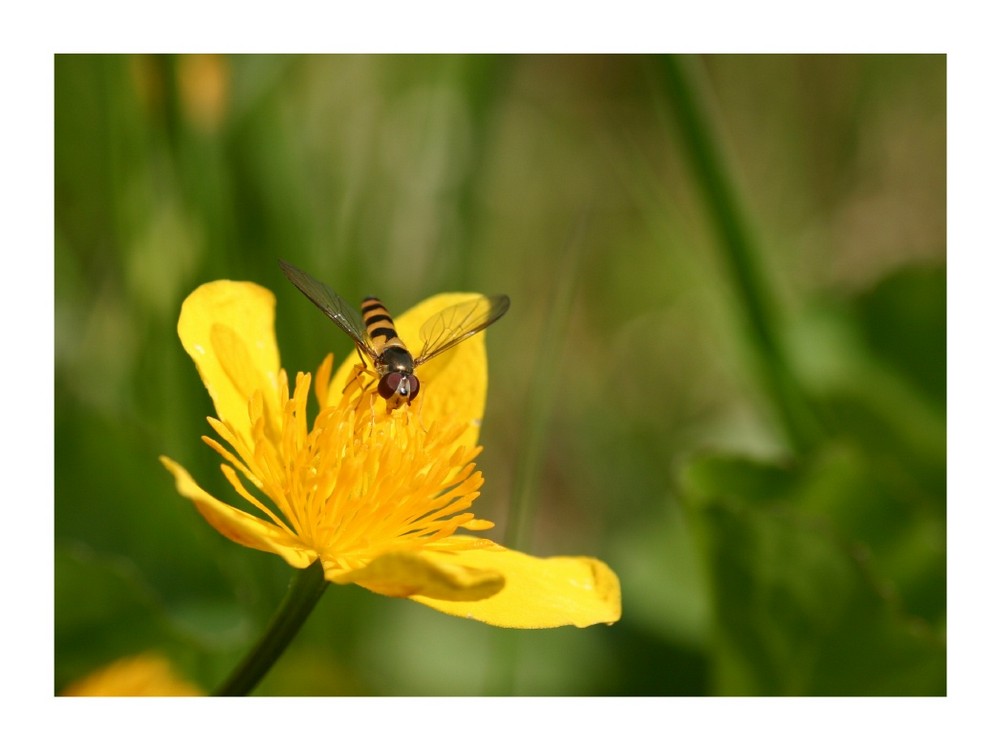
xmin=161 ymin=280 xmax=620 ymax=628
xmin=61 ymin=653 xmax=202 ymax=697
xmin=177 ymin=54 xmax=229 ymax=134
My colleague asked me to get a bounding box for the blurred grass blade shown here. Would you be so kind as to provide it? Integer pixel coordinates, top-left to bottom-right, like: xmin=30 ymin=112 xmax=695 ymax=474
xmin=487 ymin=212 xmax=590 ymax=695
xmin=503 ymin=211 xmax=591 ymax=550
xmin=656 ymin=55 xmax=823 ymax=454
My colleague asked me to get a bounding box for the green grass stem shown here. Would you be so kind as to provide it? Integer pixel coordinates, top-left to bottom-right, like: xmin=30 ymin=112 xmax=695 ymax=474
xmin=656 ymin=55 xmax=823 ymax=454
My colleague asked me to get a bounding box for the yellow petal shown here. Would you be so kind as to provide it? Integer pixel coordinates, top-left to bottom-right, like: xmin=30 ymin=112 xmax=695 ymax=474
xmin=326 ymin=293 xmax=490 ymax=446
xmin=331 ymin=549 xmax=505 ymax=600
xmin=61 ymin=652 xmax=203 ymax=696
xmin=160 ymin=456 xmax=316 ymax=569
xmin=177 ymin=281 xmax=281 ymax=444
xmin=411 ymin=542 xmax=622 ymax=628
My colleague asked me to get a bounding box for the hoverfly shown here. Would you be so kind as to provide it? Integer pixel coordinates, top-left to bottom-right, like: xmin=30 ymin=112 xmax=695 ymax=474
xmin=278 ymin=259 xmax=510 ymax=411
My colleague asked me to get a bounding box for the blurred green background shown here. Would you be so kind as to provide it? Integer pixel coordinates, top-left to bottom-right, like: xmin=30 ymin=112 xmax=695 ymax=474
xmin=55 ymin=54 xmax=945 ymax=696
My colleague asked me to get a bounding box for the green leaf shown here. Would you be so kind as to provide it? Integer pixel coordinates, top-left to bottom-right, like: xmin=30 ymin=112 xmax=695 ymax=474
xmin=787 ymin=265 xmax=946 ymax=506
xmin=680 ymin=453 xmax=798 ymax=506
xmin=857 ymin=265 xmax=945 ymax=407
xmin=697 ymin=495 xmax=944 ymax=695
xmin=682 ymin=447 xmax=945 ymax=695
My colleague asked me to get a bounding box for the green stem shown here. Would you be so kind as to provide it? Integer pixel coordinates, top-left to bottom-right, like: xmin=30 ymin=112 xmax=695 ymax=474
xmin=213 ymin=560 xmax=329 ymax=696
xmin=656 ymin=55 xmax=822 ymax=454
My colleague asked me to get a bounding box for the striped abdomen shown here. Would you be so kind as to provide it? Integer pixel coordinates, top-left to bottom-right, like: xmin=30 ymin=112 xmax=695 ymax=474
xmin=361 ymin=296 xmax=409 ymax=357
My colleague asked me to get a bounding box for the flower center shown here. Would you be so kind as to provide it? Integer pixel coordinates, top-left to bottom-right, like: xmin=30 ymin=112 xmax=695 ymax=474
xmin=206 ymin=358 xmax=490 ymax=574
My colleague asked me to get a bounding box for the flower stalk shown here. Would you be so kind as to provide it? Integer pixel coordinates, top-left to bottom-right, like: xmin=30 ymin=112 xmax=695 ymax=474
xmin=214 ymin=560 xmax=328 ymax=696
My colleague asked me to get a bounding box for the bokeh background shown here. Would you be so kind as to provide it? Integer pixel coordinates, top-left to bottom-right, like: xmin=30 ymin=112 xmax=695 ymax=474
xmin=55 ymin=54 xmax=945 ymax=696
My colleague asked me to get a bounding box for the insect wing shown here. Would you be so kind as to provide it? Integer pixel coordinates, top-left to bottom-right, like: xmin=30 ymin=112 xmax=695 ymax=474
xmin=414 ymin=294 xmax=510 ymax=366
xmin=278 ymin=260 xmax=379 ymax=360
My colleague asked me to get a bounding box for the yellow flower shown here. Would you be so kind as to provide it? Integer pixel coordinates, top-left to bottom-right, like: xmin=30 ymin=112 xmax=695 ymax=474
xmin=61 ymin=653 xmax=203 ymax=696
xmin=161 ymin=280 xmax=620 ymax=628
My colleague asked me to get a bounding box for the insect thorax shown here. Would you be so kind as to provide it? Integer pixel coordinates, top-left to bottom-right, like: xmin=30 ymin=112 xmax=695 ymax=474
xmin=378 ymin=345 xmax=415 ymax=375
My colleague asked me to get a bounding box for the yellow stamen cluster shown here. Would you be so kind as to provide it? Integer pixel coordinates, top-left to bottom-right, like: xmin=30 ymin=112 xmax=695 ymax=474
xmin=202 ymin=355 xmax=493 ymax=577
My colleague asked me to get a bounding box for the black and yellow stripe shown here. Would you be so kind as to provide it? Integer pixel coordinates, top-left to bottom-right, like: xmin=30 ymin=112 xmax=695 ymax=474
xmin=361 ymin=296 xmax=407 ymax=355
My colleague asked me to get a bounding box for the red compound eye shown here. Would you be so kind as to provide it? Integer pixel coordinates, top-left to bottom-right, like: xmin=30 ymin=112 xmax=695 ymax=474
xmin=378 ymin=372 xmax=403 ymax=400
xmin=377 ymin=372 xmax=420 ymax=402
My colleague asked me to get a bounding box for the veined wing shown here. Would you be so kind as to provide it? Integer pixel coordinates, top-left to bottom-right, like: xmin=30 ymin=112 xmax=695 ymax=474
xmin=278 ymin=259 xmax=379 ymax=360
xmin=415 ymin=294 xmax=510 ymax=366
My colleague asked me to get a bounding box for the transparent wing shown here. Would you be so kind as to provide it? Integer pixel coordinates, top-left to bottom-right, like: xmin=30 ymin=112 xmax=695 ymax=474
xmin=278 ymin=259 xmax=379 ymax=360
xmin=415 ymin=294 xmax=510 ymax=366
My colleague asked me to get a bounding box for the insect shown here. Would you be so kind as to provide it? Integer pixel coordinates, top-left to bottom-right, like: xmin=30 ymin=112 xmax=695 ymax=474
xmin=278 ymin=259 xmax=510 ymax=411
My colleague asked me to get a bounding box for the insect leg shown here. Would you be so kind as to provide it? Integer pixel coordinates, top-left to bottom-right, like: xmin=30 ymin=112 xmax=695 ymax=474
xmin=414 ymin=395 xmax=429 ymax=433
xmin=354 ymin=342 xmax=370 ymax=370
